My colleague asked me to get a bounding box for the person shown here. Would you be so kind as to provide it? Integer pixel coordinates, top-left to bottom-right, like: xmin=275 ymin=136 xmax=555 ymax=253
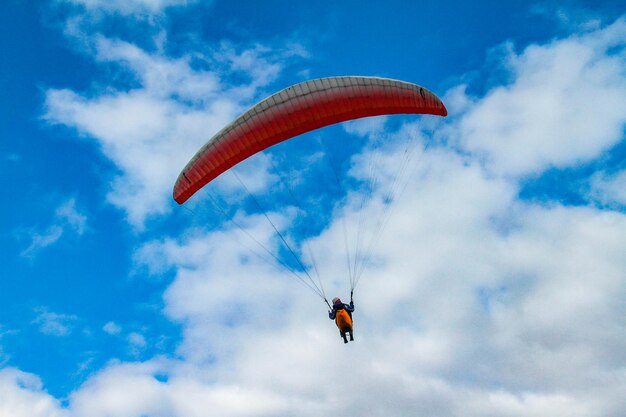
xmin=328 ymin=296 xmax=355 ymax=343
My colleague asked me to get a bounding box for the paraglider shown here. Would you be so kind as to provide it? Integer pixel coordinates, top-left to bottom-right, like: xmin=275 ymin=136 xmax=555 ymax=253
xmin=329 ymin=296 xmax=355 ymax=343
xmin=173 ymin=76 xmax=447 ymax=343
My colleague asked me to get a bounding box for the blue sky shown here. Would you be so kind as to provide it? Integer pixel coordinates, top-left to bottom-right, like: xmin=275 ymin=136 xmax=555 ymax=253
xmin=1 ymin=1 xmax=625 ymax=416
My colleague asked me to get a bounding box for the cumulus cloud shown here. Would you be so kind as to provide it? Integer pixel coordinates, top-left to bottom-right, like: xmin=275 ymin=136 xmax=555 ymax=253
xmin=455 ymin=18 xmax=626 ymax=177
xmin=0 ymin=368 xmax=67 ymax=417
xmin=44 ymin=34 xmax=301 ymax=229
xmin=68 ymin=361 xmax=173 ymax=417
xmin=20 ymin=198 xmax=87 ymax=258
xmin=67 ymin=359 xmax=291 ymax=417
xmin=21 ymin=8 xmax=626 ymax=417
xmin=72 ymin=144 xmax=626 ymax=416
xmin=100 ymin=18 xmax=626 ymax=416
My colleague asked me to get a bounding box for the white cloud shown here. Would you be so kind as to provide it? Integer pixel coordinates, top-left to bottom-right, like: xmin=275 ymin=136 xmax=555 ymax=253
xmin=342 ymin=116 xmax=389 ymax=137
xmin=65 ymin=0 xmax=196 ymax=16
xmin=103 ymin=321 xmax=122 ymax=335
xmin=44 ymin=36 xmax=298 ymax=229
xmin=213 ymin=42 xmax=307 ymax=99
xmin=531 ymin=2 xmax=604 ymax=32
xmin=0 ymin=368 xmax=67 ymax=417
xmin=589 ymin=169 xmax=626 ymax=207
xmin=21 ymin=226 xmax=64 ymax=257
xmin=113 ymin=140 xmax=626 ymax=416
xmin=68 ymin=359 xmax=290 ymax=417
xmin=93 ymin=36 xmax=221 ymax=102
xmin=0 ymin=328 xmax=13 ymax=367
xmin=127 ymin=332 xmax=148 ymax=357
xmin=68 ymin=361 xmax=173 ymax=417
xmin=56 ymin=198 xmax=88 ymax=235
xmin=32 ymin=307 xmax=79 ymax=337
xmin=456 ymin=18 xmax=626 ymax=177
xmin=20 ymin=198 xmax=87 ymax=257
xmin=45 ymin=88 xmax=216 ymax=227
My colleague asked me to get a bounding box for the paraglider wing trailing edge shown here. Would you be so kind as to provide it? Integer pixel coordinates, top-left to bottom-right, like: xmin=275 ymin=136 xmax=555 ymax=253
xmin=172 ymin=76 xmax=448 ymax=204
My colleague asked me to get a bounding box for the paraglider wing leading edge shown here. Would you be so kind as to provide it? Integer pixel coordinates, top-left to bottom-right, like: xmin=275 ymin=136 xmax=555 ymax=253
xmin=173 ymin=76 xmax=448 ymax=204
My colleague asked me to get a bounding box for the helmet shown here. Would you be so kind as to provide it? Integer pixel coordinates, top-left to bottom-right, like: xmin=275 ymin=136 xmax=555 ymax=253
xmin=332 ymin=297 xmax=341 ymax=304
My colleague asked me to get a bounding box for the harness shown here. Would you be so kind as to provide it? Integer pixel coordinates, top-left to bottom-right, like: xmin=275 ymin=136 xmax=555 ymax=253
xmin=334 ymin=308 xmax=353 ymax=331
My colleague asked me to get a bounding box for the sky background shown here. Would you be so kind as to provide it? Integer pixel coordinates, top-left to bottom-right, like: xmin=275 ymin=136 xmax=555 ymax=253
xmin=1 ymin=0 xmax=625 ymax=416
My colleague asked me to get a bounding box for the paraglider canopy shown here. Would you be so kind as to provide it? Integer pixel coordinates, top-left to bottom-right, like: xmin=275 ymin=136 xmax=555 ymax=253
xmin=173 ymin=76 xmax=447 ymax=204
